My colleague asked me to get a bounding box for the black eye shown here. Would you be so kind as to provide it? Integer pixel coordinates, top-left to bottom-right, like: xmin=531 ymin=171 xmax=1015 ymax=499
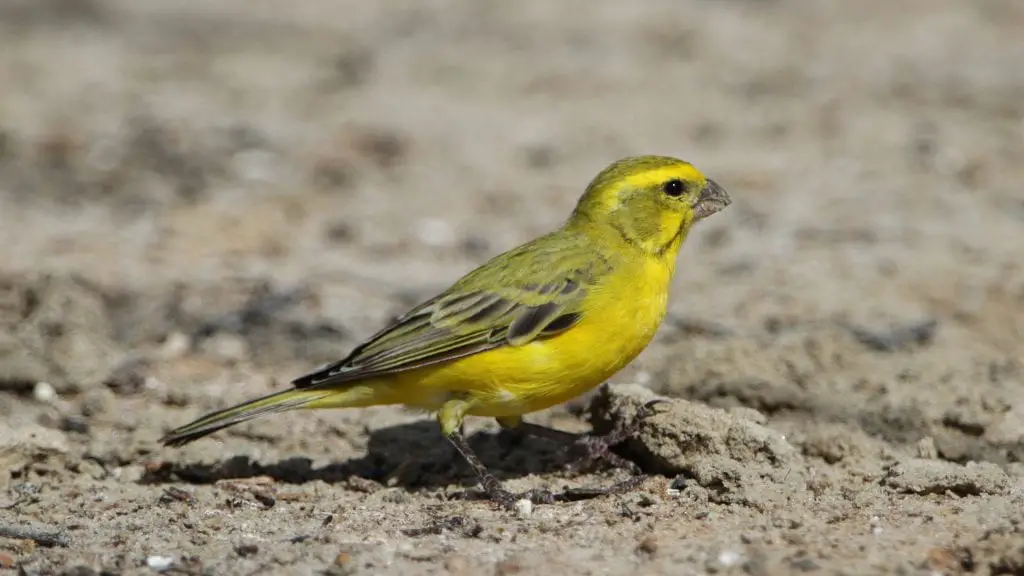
xmin=663 ymin=179 xmax=685 ymax=197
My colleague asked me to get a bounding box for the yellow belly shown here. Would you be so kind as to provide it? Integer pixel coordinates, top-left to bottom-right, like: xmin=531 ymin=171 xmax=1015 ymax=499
xmin=387 ymin=256 xmax=673 ymax=418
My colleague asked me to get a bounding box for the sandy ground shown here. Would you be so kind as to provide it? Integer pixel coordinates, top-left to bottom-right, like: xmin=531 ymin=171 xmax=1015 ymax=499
xmin=2 ymin=0 xmax=1024 ymax=574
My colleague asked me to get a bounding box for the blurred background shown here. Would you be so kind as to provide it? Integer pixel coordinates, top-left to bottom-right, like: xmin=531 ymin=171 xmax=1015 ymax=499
xmin=0 ymin=0 xmax=1022 ymax=573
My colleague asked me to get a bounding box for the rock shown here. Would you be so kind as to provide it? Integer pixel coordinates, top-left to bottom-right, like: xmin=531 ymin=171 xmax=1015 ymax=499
xmin=588 ymin=383 xmax=805 ymax=511
xmin=146 ymin=556 xmax=174 ymax=572
xmin=884 ymin=458 xmax=1010 ymax=496
xmin=32 ymin=381 xmax=57 ymax=403
xmin=590 ymin=383 xmax=798 ymax=472
xmin=513 ymin=498 xmax=533 ymax=519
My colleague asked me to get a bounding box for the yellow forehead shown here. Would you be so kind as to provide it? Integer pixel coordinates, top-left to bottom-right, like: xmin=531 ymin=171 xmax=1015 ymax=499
xmin=617 ymin=163 xmax=707 ymax=191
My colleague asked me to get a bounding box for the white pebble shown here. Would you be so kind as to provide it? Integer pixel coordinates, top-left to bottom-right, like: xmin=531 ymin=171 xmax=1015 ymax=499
xmin=146 ymin=556 xmax=174 ymax=572
xmin=513 ymin=498 xmax=533 ymax=519
xmin=33 ymin=381 xmax=57 ymax=404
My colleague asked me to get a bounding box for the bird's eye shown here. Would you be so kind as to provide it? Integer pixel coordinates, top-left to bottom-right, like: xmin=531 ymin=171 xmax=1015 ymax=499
xmin=663 ymin=179 xmax=685 ymax=197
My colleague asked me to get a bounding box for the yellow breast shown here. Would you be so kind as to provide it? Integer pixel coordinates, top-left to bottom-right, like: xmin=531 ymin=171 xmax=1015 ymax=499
xmin=397 ymin=255 xmax=674 ymax=418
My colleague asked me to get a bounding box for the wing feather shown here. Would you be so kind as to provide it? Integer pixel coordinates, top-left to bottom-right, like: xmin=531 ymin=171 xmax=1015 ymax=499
xmin=291 ymin=235 xmax=608 ymax=390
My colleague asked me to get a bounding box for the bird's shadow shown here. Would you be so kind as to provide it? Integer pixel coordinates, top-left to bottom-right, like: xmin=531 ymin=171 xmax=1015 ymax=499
xmin=141 ymin=420 xmax=596 ymax=493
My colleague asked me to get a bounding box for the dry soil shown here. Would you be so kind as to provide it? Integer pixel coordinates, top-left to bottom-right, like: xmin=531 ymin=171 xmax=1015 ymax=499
xmin=1 ymin=1 xmax=1023 ymax=575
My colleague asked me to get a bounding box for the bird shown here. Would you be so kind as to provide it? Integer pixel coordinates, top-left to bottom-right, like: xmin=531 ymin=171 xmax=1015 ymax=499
xmin=161 ymin=155 xmax=731 ymax=509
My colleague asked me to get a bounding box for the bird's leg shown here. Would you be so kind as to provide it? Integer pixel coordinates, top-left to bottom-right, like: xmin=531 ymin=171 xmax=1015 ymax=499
xmin=439 ymin=399 xmax=555 ymax=509
xmin=497 ymin=399 xmax=665 ymax=475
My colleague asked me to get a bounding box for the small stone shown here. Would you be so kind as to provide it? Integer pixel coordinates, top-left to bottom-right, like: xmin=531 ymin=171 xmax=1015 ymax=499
xmin=885 ymin=458 xmax=1010 ymax=496
xmin=146 ymin=556 xmax=174 ymax=572
xmin=513 ymin=498 xmax=533 ymax=519
xmin=33 ymin=381 xmax=57 ymax=403
xmin=0 ymin=553 xmax=14 ymax=569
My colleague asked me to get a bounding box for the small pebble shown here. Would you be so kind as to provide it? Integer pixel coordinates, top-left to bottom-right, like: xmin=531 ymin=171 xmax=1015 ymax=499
xmin=146 ymin=556 xmax=174 ymax=572
xmin=33 ymin=381 xmax=57 ymax=403
xmin=513 ymin=499 xmax=533 ymax=519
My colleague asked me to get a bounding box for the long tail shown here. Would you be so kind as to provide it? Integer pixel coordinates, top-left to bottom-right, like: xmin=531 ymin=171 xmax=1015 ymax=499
xmin=160 ymin=388 xmax=332 ymax=447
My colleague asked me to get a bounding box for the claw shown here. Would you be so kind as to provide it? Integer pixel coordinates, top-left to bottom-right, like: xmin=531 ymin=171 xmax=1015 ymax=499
xmin=473 ymin=399 xmax=668 ymax=509
xmin=564 ymin=398 xmax=666 ymax=474
xmin=633 ymin=399 xmax=669 ymax=422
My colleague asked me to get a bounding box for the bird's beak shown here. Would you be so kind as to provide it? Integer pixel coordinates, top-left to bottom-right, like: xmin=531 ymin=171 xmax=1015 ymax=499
xmin=693 ymin=178 xmax=731 ymax=220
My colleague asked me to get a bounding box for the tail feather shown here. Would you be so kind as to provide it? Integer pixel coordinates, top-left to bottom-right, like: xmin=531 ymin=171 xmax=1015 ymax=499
xmin=160 ymin=389 xmax=331 ymax=447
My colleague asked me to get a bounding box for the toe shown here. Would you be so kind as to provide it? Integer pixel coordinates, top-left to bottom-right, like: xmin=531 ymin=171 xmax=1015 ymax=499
xmin=637 ymin=399 xmax=668 ymax=419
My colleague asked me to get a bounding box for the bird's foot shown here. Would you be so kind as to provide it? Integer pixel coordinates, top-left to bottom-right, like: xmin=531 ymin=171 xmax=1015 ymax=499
xmin=565 ymin=399 xmax=666 ymax=475
xmin=558 ymin=474 xmax=650 ymax=501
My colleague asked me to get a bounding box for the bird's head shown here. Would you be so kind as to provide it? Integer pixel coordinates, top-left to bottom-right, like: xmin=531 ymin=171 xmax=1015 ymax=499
xmin=570 ymin=156 xmax=731 ymax=256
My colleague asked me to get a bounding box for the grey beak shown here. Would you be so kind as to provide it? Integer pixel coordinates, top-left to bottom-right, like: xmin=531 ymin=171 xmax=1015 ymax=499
xmin=693 ymin=178 xmax=731 ymax=220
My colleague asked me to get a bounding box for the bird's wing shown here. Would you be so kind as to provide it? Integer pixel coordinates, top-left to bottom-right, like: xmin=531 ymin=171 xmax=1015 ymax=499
xmin=292 ymin=238 xmax=606 ymax=389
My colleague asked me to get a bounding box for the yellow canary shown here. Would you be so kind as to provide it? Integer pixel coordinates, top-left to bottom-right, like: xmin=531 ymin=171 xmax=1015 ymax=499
xmin=162 ymin=155 xmax=731 ymax=508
